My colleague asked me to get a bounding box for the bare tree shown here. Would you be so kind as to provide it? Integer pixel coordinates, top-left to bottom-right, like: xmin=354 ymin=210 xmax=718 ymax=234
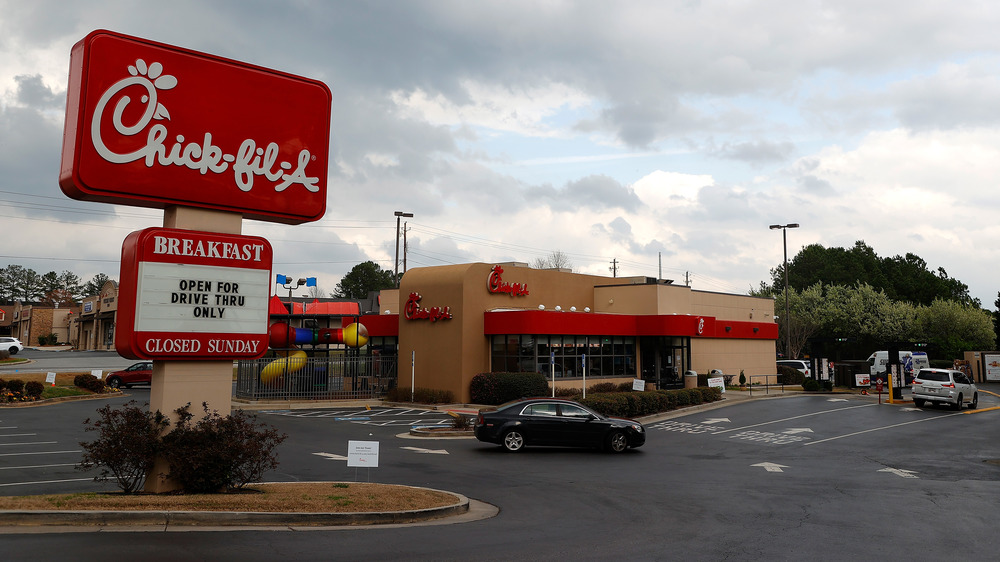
xmin=531 ymin=250 xmax=573 ymax=271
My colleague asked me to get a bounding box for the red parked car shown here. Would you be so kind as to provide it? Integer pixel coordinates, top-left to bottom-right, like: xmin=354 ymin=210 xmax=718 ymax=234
xmin=105 ymin=361 xmax=153 ymax=389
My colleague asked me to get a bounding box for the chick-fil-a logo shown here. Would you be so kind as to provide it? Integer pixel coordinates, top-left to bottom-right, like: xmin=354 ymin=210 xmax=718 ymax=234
xmin=404 ymin=292 xmax=453 ymax=322
xmin=487 ymin=265 xmax=529 ymax=297
xmin=90 ymin=59 xmax=318 ymax=194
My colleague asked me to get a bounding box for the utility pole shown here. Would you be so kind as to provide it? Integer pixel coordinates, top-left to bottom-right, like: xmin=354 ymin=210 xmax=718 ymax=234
xmin=393 ymin=211 xmax=413 ymax=287
xmin=403 ymin=221 xmax=409 ymax=273
xmin=609 ymin=258 xmax=618 ymax=278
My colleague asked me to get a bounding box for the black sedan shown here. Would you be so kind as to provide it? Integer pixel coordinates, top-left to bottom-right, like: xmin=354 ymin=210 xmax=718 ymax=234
xmin=474 ymin=398 xmax=645 ymax=453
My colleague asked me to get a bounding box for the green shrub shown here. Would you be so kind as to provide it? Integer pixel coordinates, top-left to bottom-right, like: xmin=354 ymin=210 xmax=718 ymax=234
xmin=24 ymin=381 xmax=44 ymax=398
xmin=776 ymin=366 xmax=805 ymax=386
xmin=74 ymin=374 xmax=106 ymax=393
xmin=686 ymin=388 xmax=703 ymax=405
xmin=469 ymin=372 xmax=549 ymax=405
xmin=77 ymin=401 xmax=170 ymax=494
xmin=616 ymin=382 xmax=634 ymax=392
xmin=386 ymin=387 xmax=455 ymax=404
xmin=554 ymin=387 xmax=581 ymax=398
xmin=0 ymin=378 xmax=5 ymax=391
xmin=587 ymin=382 xmax=619 ymax=393
xmin=802 ymin=378 xmax=821 ymax=391
xmin=160 ymin=403 xmax=287 ymax=493
xmin=5 ymin=378 xmax=24 ymax=394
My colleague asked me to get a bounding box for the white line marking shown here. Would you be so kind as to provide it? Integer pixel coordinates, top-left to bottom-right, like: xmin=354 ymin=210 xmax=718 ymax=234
xmin=0 ymin=450 xmax=80 ymax=457
xmin=0 ymin=441 xmax=58 ymax=447
xmin=714 ymin=404 xmax=875 ymax=435
xmin=0 ymin=463 xmax=78 ymax=470
xmin=0 ymin=433 xmax=37 ymax=438
xmin=804 ymin=412 xmax=964 ymax=445
xmin=0 ymin=478 xmax=97 ymax=488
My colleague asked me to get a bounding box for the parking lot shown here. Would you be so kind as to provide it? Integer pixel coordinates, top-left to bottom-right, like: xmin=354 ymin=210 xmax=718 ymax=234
xmin=2 ymin=386 xmax=1000 ymax=560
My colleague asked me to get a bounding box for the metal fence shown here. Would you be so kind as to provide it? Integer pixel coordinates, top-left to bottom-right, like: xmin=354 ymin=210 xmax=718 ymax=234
xmin=235 ymin=354 xmax=398 ymax=401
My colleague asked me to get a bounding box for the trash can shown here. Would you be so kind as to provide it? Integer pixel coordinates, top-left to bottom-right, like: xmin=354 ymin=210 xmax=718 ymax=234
xmin=684 ymin=370 xmax=698 ymax=389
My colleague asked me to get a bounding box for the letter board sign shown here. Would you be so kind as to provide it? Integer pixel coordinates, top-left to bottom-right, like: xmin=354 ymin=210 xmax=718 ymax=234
xmin=116 ymin=227 xmax=272 ymax=360
xmin=60 ymin=30 xmax=331 ymax=224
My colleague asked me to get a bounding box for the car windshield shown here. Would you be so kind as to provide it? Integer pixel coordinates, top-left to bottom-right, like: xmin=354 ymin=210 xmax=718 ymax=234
xmin=917 ymin=371 xmax=949 ymax=382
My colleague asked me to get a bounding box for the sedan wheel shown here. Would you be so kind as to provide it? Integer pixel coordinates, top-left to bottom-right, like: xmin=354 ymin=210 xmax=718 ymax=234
xmin=502 ymin=430 xmax=525 ymax=452
xmin=607 ymin=430 xmax=628 ymax=453
xmin=107 ymin=377 xmax=121 ymax=389
xmin=913 ymin=399 xmax=925 ymax=408
xmin=970 ymin=393 xmax=978 ymax=410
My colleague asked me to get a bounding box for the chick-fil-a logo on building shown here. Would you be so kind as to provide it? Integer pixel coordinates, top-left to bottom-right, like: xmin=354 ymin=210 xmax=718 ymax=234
xmin=487 ymin=265 xmax=529 ymax=297
xmin=404 ymin=293 xmax=453 ymax=322
xmin=60 ymin=30 xmax=332 ymax=225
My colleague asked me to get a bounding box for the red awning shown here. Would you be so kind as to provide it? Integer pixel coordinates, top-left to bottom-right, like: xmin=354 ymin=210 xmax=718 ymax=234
xmin=268 ymin=296 xmax=360 ymax=316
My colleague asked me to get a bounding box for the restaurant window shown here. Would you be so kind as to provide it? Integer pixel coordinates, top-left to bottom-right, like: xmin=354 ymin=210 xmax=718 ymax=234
xmin=490 ymin=334 xmax=636 ymax=378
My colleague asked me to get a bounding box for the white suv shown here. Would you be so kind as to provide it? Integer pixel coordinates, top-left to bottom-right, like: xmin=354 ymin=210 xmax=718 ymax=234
xmin=776 ymin=360 xmax=811 ymax=377
xmin=912 ymin=368 xmax=978 ymax=410
xmin=0 ymin=337 xmax=23 ymax=355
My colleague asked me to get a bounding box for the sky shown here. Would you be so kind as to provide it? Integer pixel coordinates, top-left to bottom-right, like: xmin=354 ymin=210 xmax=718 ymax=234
xmin=1 ymin=1 xmax=999 ymax=306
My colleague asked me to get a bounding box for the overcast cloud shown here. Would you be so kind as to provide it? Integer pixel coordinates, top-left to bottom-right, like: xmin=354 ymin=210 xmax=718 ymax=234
xmin=1 ymin=0 xmax=998 ymax=305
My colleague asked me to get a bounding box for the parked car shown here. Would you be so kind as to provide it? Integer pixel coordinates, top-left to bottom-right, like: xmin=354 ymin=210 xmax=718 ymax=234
xmin=474 ymin=398 xmax=645 ymax=453
xmin=0 ymin=337 xmax=23 ymax=355
xmin=911 ymin=368 xmax=978 ymax=410
xmin=105 ymin=361 xmax=153 ymax=389
xmin=776 ymin=360 xmax=811 ymax=377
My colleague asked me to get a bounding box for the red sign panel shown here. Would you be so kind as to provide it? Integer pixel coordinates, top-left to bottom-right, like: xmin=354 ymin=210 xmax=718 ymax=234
xmin=116 ymin=227 xmax=273 ymax=360
xmin=60 ymin=30 xmax=331 ymax=224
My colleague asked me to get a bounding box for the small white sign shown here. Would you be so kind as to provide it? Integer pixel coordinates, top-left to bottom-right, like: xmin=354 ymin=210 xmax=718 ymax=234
xmin=632 ymin=378 xmax=646 ymax=391
xmin=708 ymin=376 xmax=725 ymax=393
xmin=91 ymin=369 xmax=103 ymax=379
xmin=347 ymin=440 xmax=380 ymax=468
xmin=855 ymin=374 xmax=871 ymax=386
xmin=45 ymin=372 xmax=57 ymax=385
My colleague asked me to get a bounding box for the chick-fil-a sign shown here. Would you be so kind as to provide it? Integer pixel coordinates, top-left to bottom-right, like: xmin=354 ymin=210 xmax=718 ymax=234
xmin=403 ymin=293 xmax=453 ymax=322
xmin=60 ymin=30 xmax=331 ymax=224
xmin=487 ymin=265 xmax=529 ymax=297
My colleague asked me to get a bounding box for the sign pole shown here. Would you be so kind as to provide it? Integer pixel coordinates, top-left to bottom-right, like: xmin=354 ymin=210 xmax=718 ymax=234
xmin=411 ymin=350 xmax=416 ymax=403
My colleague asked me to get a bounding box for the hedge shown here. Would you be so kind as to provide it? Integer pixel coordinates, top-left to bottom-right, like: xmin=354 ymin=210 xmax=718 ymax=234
xmin=469 ymin=372 xmax=550 ymax=405
xmin=776 ymin=365 xmax=805 ymax=386
xmin=579 ymin=386 xmax=722 ymax=418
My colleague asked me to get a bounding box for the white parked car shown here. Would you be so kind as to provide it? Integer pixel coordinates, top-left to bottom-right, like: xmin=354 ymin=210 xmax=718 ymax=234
xmin=0 ymin=337 xmax=23 ymax=355
xmin=776 ymin=360 xmax=811 ymax=377
xmin=912 ymin=368 xmax=978 ymax=410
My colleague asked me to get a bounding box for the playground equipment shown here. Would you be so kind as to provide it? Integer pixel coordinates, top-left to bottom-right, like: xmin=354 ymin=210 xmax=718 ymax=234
xmin=260 ymin=321 xmax=369 ymax=384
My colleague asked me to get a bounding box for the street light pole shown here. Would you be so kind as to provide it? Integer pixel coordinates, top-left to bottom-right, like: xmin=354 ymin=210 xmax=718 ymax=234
xmin=769 ymin=223 xmax=799 ymax=359
xmin=394 ymin=211 xmax=413 ymax=288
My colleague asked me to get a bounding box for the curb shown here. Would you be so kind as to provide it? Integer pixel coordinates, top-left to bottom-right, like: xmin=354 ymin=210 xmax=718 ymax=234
xmin=0 ymin=487 xmax=472 ymax=529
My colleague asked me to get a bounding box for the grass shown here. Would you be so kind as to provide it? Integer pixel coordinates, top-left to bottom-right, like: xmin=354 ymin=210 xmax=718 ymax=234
xmin=0 ymin=482 xmax=458 ymax=513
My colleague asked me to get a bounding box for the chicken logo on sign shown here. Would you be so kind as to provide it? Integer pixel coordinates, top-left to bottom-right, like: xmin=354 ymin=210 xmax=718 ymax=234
xmin=90 ymin=59 xmax=319 ymax=194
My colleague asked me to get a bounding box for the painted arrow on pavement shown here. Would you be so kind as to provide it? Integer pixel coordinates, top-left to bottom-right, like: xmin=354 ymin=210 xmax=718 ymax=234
xmin=401 ymin=446 xmax=449 ymax=455
xmin=312 ymin=452 xmax=348 ymax=461
xmin=783 ymin=428 xmax=814 ymax=434
xmin=827 ymin=398 xmax=850 ymax=402
xmin=752 ymin=462 xmax=788 ymax=473
xmin=878 ymin=467 xmax=919 ymax=479
xmin=702 ymin=418 xmax=731 ymax=424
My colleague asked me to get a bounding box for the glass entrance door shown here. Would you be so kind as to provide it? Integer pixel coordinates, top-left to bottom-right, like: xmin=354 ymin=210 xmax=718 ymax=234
xmin=640 ymin=336 xmax=690 ymax=390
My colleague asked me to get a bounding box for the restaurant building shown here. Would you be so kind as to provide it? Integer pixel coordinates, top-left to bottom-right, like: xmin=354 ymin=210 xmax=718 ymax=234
xmin=371 ymin=262 xmax=778 ymax=403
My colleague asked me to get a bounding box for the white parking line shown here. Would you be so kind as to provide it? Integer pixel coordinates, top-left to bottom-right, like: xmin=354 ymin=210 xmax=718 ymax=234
xmin=712 ymin=404 xmax=876 ymax=435
xmin=0 ymin=463 xmax=77 ymax=470
xmin=0 ymin=477 xmax=97 ymax=488
xmin=0 ymin=450 xmax=80 ymax=457
xmin=0 ymin=434 xmax=37 ymax=438
xmin=0 ymin=441 xmax=57 ymax=447
xmin=804 ymin=412 xmax=964 ymax=446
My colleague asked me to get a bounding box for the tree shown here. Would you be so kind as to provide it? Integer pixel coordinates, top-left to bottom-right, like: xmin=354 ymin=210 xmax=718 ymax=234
xmin=83 ymin=273 xmax=112 ymax=297
xmin=770 ymin=241 xmax=977 ymax=307
xmin=994 ymin=292 xmax=1000 ymax=349
xmin=531 ymin=250 xmax=573 ymax=271
xmin=333 ymin=261 xmax=395 ymax=299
